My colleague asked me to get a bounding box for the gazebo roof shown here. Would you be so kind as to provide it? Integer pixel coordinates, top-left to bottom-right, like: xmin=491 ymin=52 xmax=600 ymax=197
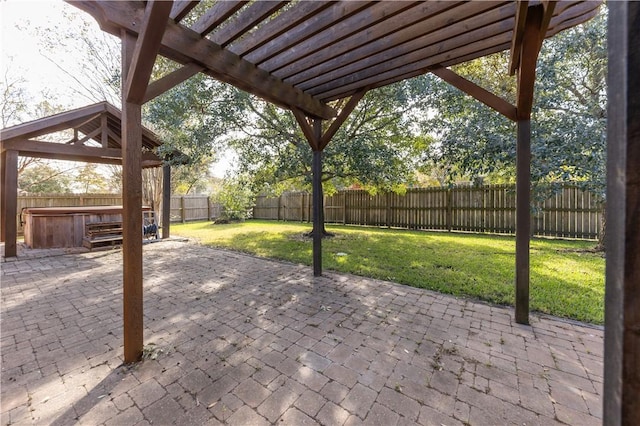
xmin=72 ymin=1 xmax=601 ymax=120
xmin=0 ymin=101 xmax=167 ymax=167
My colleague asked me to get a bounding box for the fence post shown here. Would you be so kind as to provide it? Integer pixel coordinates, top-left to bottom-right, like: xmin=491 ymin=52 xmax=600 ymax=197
xmin=446 ymin=188 xmax=453 ymax=232
xmin=180 ymin=196 xmax=185 ymax=223
xmin=343 ymin=191 xmax=348 ymax=225
xmin=207 ymin=197 xmax=211 ymax=221
xmin=277 ymin=195 xmax=281 ymax=221
xmin=386 ymin=192 xmax=391 ymax=228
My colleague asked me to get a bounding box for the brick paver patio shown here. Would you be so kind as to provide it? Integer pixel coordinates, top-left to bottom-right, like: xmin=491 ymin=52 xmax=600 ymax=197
xmin=1 ymin=240 xmax=603 ymax=425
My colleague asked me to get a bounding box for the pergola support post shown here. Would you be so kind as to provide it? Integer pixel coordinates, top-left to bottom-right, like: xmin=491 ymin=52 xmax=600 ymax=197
xmin=162 ymin=163 xmax=171 ymax=239
xmin=311 ymin=120 xmax=323 ymax=277
xmin=121 ymin=31 xmax=144 ymax=363
xmin=515 ymin=119 xmax=531 ymax=324
xmin=1 ymin=150 xmax=18 ymax=257
xmin=604 ymin=1 xmax=640 ymax=423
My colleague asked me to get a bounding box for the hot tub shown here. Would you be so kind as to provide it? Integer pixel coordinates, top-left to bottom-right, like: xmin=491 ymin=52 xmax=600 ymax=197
xmin=22 ymin=205 xmax=149 ymax=249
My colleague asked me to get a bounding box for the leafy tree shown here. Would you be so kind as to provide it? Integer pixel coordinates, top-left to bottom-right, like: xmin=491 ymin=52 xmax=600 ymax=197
xmin=74 ymin=163 xmax=108 ymax=193
xmin=19 ymin=163 xmax=73 ymax=194
xmin=145 ymin=72 xmax=241 ymax=194
xmin=213 ymin=176 xmax=255 ymax=220
xmin=417 ymin=8 xmax=607 ymax=246
xmin=229 ymin=82 xmax=427 ymax=195
xmin=419 ymin=9 xmax=606 ymax=191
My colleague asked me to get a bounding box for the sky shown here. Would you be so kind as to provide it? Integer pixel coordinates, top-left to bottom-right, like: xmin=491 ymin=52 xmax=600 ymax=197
xmin=1 ymin=0 xmax=231 ymax=178
xmin=1 ymin=1 xmax=85 ymax=109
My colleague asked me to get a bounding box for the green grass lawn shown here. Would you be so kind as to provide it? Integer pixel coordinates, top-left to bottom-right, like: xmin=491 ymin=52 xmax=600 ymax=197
xmin=172 ymin=219 xmax=605 ymax=324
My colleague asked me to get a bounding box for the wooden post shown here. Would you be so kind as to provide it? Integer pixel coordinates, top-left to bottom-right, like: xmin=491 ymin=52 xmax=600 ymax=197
xmin=180 ymin=196 xmax=185 ymax=223
xmin=1 ymin=150 xmax=18 ymax=257
xmin=121 ymin=31 xmax=144 ymax=363
xmin=311 ymin=156 xmax=323 ymax=275
xmin=162 ymin=163 xmax=170 ymax=238
xmin=515 ymin=119 xmax=531 ymax=324
xmin=604 ymin=2 xmax=640 ymax=423
xmin=312 ymin=120 xmax=323 ymax=277
xmin=0 ymin=151 xmax=6 ymax=243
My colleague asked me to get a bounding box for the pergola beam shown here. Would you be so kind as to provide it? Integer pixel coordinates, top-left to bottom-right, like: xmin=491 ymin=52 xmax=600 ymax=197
xmin=319 ymin=90 xmax=367 ymax=151
xmin=509 ymin=1 xmax=529 ymax=76
xmin=123 ymin=0 xmax=172 ymax=104
xmin=430 ymin=67 xmax=517 ymax=122
xmin=72 ymin=127 xmax=102 ymax=145
xmin=143 ymin=63 xmax=205 ymax=104
xmin=72 ymin=1 xmax=335 ymax=120
xmin=0 ymin=104 xmax=106 ymax=141
xmin=1 ymin=139 xmax=162 ymax=167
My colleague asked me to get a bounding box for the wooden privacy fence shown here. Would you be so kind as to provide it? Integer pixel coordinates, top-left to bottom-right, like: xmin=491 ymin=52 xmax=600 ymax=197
xmin=13 ymin=194 xmax=223 ymax=235
xmin=253 ymin=185 xmax=603 ymax=240
xmin=169 ymin=195 xmax=223 ymax=223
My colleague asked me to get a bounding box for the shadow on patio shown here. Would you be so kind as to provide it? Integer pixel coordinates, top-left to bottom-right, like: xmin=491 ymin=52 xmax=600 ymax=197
xmin=1 ymin=239 xmax=603 ymax=425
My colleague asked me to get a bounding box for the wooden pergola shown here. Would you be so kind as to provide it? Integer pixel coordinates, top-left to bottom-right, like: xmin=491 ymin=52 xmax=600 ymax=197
xmin=0 ymin=101 xmax=174 ymax=256
xmin=43 ymin=0 xmax=638 ymax=421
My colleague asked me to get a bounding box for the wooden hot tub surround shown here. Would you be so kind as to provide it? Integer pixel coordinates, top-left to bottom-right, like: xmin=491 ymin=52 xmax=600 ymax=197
xmin=22 ymin=205 xmax=150 ymax=249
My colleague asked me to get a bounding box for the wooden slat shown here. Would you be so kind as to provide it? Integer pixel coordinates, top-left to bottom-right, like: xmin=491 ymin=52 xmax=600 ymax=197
xmin=210 ymin=1 xmax=287 ymax=48
xmin=315 ymin=30 xmax=513 ymax=101
xmin=123 ymin=0 xmax=173 ymax=104
xmin=229 ymin=1 xmax=331 ymax=57
xmin=170 ymin=0 xmax=198 ymax=22
xmin=243 ymin=1 xmax=373 ymax=65
xmin=301 ymin=4 xmax=513 ymax=93
xmin=288 ymin=1 xmax=502 ymax=88
xmin=329 ymin=42 xmax=511 ymax=102
xmin=260 ymin=1 xmax=416 ymax=73
xmin=430 ymin=67 xmax=517 ymax=121
xmin=191 ymin=1 xmax=247 ymax=36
